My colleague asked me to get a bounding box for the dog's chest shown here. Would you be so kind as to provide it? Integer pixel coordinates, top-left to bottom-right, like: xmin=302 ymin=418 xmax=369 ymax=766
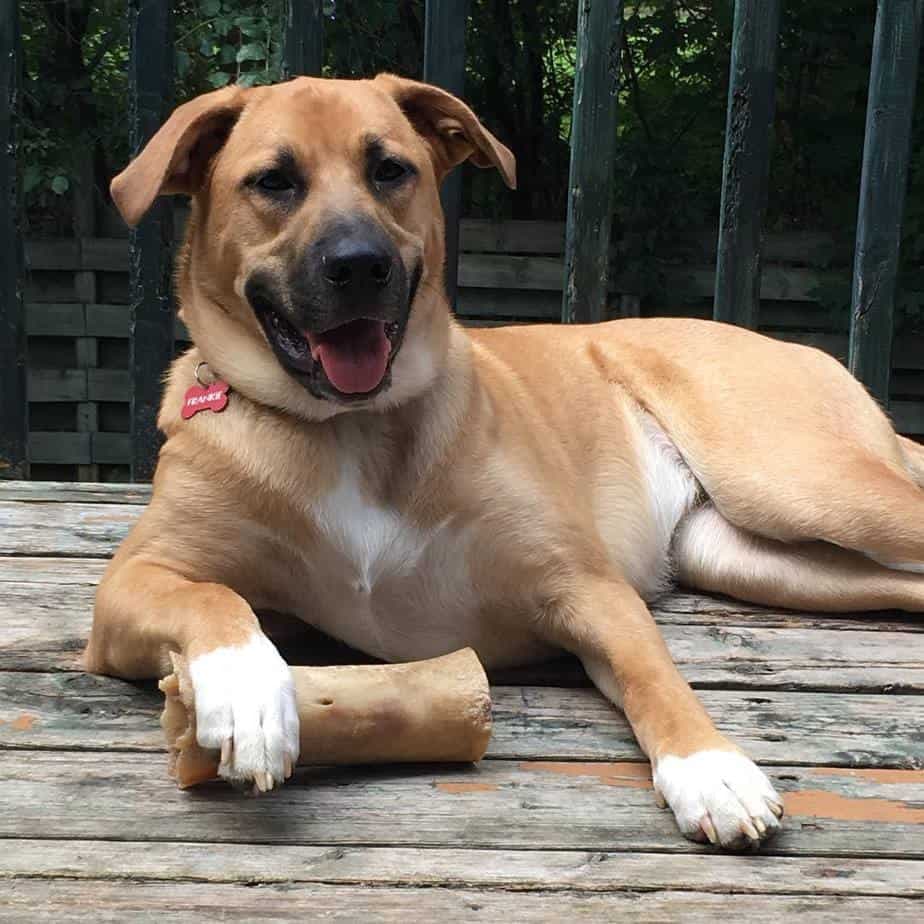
xmin=296 ymin=463 xmax=482 ymax=662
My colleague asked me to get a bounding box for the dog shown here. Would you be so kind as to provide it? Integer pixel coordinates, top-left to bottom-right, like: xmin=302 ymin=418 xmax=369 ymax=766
xmin=86 ymin=74 xmax=924 ymax=850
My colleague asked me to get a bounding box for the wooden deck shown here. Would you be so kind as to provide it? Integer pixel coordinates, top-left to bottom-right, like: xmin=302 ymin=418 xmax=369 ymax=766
xmin=0 ymin=481 xmax=922 ymax=920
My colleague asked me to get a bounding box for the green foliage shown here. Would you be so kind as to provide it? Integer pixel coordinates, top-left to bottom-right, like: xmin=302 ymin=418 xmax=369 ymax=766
xmin=174 ymin=0 xmax=285 ymax=92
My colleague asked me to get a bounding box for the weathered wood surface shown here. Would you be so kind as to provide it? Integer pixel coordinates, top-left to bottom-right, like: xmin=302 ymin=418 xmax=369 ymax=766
xmin=0 ymin=0 xmax=27 ymax=481
xmin=21 ymin=294 xmax=924 ymax=367
xmin=3 ymin=569 xmax=921 ymax=690
xmin=0 ymin=500 xmax=143 ymax=557
xmin=424 ymin=0 xmax=469 ymax=310
xmin=2 ymin=840 xmax=922 ymax=897
xmin=713 ymin=0 xmax=781 ymax=328
xmin=2 ymin=879 xmax=920 ymax=923
xmin=2 ymin=672 xmax=921 ymax=769
xmin=21 ymin=225 xmax=849 ymax=270
xmin=0 ymin=486 xmax=921 ymax=908
xmin=0 ymin=481 xmax=151 ymax=505
xmin=848 ymin=0 xmax=923 ymax=405
xmin=562 ymin=0 xmax=624 ymax=323
xmin=127 ymin=0 xmax=175 ymax=481
xmin=0 ymin=556 xmax=109 ymax=583
xmin=3 ymin=554 xmax=922 ymax=636
xmin=283 ymin=0 xmax=323 ymax=78
xmin=0 ymin=750 xmax=921 ymax=858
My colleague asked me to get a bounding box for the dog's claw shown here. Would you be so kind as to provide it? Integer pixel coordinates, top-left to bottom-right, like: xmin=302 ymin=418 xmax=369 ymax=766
xmin=740 ymin=819 xmax=761 ymax=842
xmin=753 ymin=817 xmax=767 ymax=836
xmin=284 ymin=756 xmax=293 ymax=780
xmin=700 ymin=815 xmax=718 ymax=845
xmin=769 ymin=799 xmax=785 ymax=819
xmin=220 ymin=738 xmax=232 ymax=767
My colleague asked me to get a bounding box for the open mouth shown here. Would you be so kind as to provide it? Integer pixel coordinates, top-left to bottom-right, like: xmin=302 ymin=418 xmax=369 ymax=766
xmin=257 ymin=304 xmax=402 ymax=399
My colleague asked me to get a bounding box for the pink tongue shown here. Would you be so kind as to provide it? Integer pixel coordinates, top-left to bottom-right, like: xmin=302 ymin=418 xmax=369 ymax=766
xmin=309 ymin=321 xmax=391 ymax=395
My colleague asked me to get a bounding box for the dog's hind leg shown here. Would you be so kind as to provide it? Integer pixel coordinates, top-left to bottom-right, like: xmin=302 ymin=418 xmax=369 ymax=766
xmin=899 ymin=436 xmax=924 ymax=488
xmin=674 ymin=504 xmax=924 ymax=612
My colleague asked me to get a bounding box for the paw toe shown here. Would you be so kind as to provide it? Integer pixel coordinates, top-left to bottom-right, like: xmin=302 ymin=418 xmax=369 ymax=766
xmin=655 ymin=750 xmax=784 ymax=850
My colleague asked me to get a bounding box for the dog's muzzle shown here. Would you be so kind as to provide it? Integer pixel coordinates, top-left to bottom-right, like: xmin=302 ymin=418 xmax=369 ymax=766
xmin=246 ymin=216 xmax=421 ymax=403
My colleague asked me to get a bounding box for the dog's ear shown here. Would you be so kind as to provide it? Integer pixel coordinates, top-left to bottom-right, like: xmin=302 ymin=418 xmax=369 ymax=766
xmin=110 ymin=85 xmax=247 ymax=227
xmin=375 ymin=74 xmax=516 ymax=190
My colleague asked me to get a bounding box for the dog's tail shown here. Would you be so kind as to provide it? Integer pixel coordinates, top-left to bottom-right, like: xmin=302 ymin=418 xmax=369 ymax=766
xmin=899 ymin=435 xmax=924 ymax=488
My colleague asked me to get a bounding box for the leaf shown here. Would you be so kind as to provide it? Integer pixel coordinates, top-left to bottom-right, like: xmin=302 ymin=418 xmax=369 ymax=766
xmin=235 ymin=42 xmax=265 ymax=64
xmin=201 ymin=0 xmax=221 ymax=16
xmin=176 ymin=50 xmax=192 ymax=78
xmin=208 ymin=72 xmax=231 ymax=88
xmin=235 ymin=17 xmax=265 ymax=38
xmin=22 ymin=164 xmax=43 ymax=194
xmin=51 ymin=175 xmax=70 ymax=195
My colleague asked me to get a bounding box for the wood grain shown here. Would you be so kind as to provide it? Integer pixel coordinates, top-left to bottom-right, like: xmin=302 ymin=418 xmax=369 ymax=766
xmin=1 ymin=671 xmax=921 ymax=769
xmin=1 ymin=878 xmax=920 ymax=922
xmin=0 ymin=487 xmax=921 ymax=904
xmin=1 ymin=840 xmax=921 ymax=896
xmin=3 ymin=574 xmax=921 ymax=690
xmin=0 ymin=750 xmax=921 ymax=857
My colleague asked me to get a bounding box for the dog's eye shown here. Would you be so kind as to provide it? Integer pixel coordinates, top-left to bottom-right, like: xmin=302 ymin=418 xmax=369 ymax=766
xmin=374 ymin=158 xmax=409 ymax=185
xmin=255 ymin=170 xmax=295 ymax=193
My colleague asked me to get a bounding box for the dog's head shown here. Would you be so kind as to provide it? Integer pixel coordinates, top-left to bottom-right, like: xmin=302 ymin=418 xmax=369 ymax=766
xmin=111 ymin=75 xmax=515 ymax=418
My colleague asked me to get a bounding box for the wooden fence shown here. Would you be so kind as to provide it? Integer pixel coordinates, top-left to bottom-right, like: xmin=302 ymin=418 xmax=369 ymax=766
xmin=2 ymin=0 xmax=923 ymax=481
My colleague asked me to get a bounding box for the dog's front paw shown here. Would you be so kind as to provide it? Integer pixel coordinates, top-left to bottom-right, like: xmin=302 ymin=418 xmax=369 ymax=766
xmin=189 ymin=634 xmax=299 ymax=792
xmin=653 ymin=750 xmax=784 ymax=849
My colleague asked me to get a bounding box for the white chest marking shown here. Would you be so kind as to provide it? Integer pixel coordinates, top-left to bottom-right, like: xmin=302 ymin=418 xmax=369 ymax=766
xmin=304 ymin=463 xmax=486 ymax=663
xmin=310 ymin=461 xmax=430 ymax=592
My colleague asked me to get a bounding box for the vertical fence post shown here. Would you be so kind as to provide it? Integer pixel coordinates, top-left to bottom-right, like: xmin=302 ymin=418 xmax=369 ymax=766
xmin=424 ymin=0 xmax=468 ymax=310
xmin=712 ymin=0 xmax=781 ymax=329
xmin=562 ymin=1 xmax=624 ymax=324
xmin=848 ymin=0 xmax=923 ymax=406
xmin=284 ymin=0 xmax=324 ymax=77
xmin=128 ymin=0 xmax=174 ymax=482
xmin=0 ymin=0 xmax=27 ymax=480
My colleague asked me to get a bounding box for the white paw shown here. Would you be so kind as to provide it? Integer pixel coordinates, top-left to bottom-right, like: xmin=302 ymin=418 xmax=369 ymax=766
xmin=654 ymin=750 xmax=784 ymax=848
xmin=189 ymin=634 xmax=299 ymax=792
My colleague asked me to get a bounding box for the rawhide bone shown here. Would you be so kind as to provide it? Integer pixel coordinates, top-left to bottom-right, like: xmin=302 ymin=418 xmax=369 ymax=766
xmin=159 ymin=647 xmax=493 ymax=788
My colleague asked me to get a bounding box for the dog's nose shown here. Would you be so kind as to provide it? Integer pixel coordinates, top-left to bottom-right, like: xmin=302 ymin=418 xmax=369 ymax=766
xmin=322 ymin=240 xmax=393 ymax=290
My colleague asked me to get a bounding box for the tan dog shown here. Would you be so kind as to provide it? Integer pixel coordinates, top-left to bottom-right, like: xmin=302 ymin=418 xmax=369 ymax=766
xmin=87 ymin=75 xmax=924 ymax=850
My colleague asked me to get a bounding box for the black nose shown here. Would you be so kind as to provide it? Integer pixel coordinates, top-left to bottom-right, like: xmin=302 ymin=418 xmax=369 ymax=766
xmin=322 ymin=239 xmax=393 ymax=290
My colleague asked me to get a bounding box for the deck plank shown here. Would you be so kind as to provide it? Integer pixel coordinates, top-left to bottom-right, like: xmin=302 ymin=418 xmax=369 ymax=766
xmin=0 ymin=482 xmax=920 ymax=904
xmin=2 ymin=578 xmax=921 ymax=690
xmin=1 ymin=878 xmax=920 ymax=922
xmin=0 ymin=480 xmax=151 ymax=505
xmin=2 ymin=552 xmax=921 ymax=634
xmin=0 ymin=750 xmax=921 ymax=858
xmin=1 ymin=840 xmax=921 ymax=897
xmin=1 ymin=672 xmax=921 ymax=769
xmin=0 ymin=500 xmax=141 ymax=557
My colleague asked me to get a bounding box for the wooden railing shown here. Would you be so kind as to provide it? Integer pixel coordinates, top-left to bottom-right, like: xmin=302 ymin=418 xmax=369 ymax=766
xmin=2 ymin=0 xmax=922 ymax=481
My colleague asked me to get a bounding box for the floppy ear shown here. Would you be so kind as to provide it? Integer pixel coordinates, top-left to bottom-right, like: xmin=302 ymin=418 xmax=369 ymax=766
xmin=375 ymin=74 xmax=516 ymax=190
xmin=110 ymin=85 xmax=247 ymax=227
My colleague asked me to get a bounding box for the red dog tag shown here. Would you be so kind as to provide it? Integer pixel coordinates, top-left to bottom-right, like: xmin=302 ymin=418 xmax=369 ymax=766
xmin=181 ymin=380 xmax=230 ymax=419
